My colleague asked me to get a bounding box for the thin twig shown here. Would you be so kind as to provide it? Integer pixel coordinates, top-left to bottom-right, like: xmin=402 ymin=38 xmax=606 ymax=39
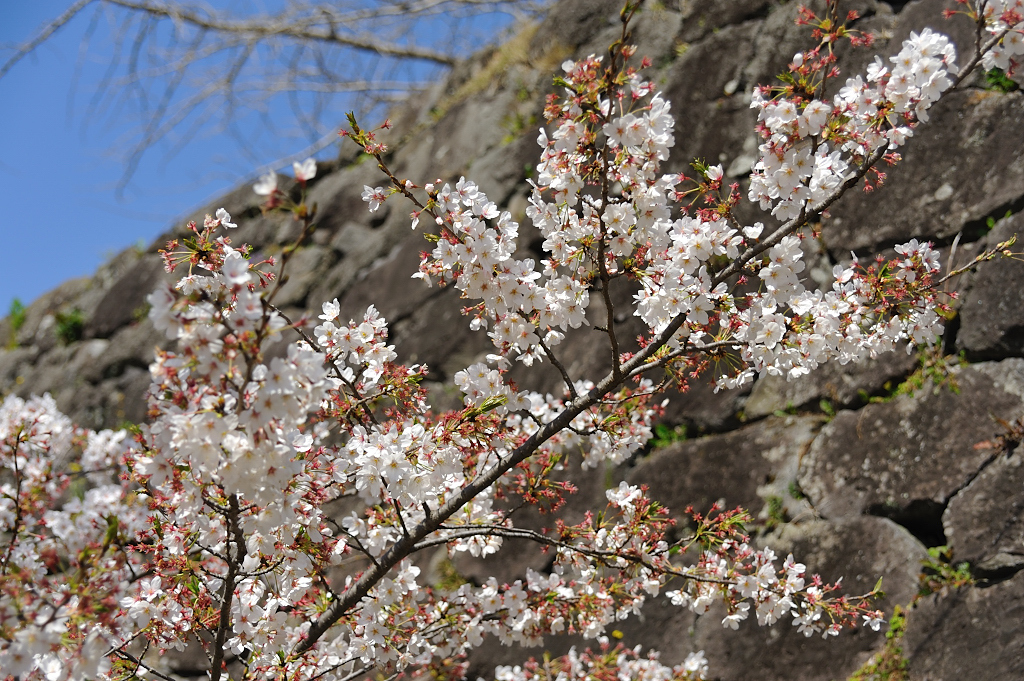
xmin=0 ymin=0 xmax=95 ymax=80
xmin=102 ymin=0 xmax=460 ymax=65
xmin=537 ymin=333 xmax=578 ymax=400
xmin=111 ymin=649 xmax=180 ymax=681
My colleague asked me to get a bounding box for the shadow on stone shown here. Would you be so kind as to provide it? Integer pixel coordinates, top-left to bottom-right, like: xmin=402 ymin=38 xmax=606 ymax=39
xmin=866 ymin=498 xmax=947 ymax=548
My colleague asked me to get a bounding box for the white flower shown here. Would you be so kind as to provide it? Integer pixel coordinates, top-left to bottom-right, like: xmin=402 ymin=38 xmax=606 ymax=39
xmin=362 ymin=185 xmax=386 ymax=212
xmin=254 ymin=171 xmax=278 ymax=195
xmin=743 ymin=222 xmax=764 ymax=239
xmin=320 ymin=299 xmax=341 ymax=321
xmin=293 ymin=157 xmax=317 ymax=181
xmin=221 ymin=252 xmax=251 ymax=286
xmin=863 ymin=612 xmax=885 ymax=631
xmin=215 ymin=207 xmax=237 ymax=229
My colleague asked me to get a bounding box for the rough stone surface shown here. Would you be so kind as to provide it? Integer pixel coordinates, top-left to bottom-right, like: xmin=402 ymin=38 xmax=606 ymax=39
xmin=3 ymin=0 xmax=1024 ymax=678
xmin=903 ymin=571 xmax=1024 ymax=680
xmin=826 ymin=87 xmax=1024 ymax=254
xmin=943 ymin=447 xmax=1024 ymax=577
xmin=84 ymin=253 xmax=166 ymax=339
xmin=799 ymin=360 xmax=1024 ymax=537
xmin=629 ymin=415 xmax=820 ymax=522
xmin=823 ymin=0 xmax=1024 ymax=254
xmin=744 ymin=344 xmax=918 ymax=419
xmin=956 ymin=212 xmax=1024 ymax=360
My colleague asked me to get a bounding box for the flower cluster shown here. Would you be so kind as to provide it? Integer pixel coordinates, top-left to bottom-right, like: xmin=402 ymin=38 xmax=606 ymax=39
xmin=496 ymin=643 xmax=708 ymax=681
xmin=750 ymin=27 xmax=956 ymax=223
xmin=977 ymin=0 xmax=1024 ymax=73
xmin=0 ymin=394 xmax=145 ymax=679
xmin=357 ymin=20 xmax=953 ymax=392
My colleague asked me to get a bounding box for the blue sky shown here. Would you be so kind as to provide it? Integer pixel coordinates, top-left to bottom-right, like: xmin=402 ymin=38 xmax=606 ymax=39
xmin=0 ymin=1 xmax=518 ymax=315
xmin=1 ymin=0 xmax=240 ymax=314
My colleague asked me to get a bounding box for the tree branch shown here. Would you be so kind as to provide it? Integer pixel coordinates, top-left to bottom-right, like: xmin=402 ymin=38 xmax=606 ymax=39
xmin=0 ymin=0 xmax=95 ymax=80
xmin=210 ymin=494 xmax=244 ymax=681
xmin=289 ymin=133 xmax=909 ymax=658
xmin=102 ymin=0 xmax=460 ymax=65
xmin=537 ymin=330 xmax=578 ymax=400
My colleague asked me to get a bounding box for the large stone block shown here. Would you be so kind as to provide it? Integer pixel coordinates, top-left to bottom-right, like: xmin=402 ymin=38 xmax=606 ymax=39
xmin=629 ymin=415 xmax=821 ymax=521
xmin=798 ymin=360 xmax=1024 ymax=543
xmin=903 ymin=571 xmax=1024 ymax=679
xmin=943 ymin=446 xmax=1024 ymax=578
xmin=956 ymin=212 xmax=1024 ymax=361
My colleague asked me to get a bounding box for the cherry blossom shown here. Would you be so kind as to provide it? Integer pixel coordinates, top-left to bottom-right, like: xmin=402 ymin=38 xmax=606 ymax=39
xmin=1 ymin=3 xmax=1017 ymax=680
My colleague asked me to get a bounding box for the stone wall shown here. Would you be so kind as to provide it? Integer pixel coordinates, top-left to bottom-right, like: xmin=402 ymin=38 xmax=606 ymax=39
xmin=2 ymin=1 xmax=1023 ymax=678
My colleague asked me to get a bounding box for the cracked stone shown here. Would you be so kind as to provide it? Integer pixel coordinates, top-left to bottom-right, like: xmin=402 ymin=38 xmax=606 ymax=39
xmin=627 ymin=415 xmax=820 ymax=521
xmin=902 ymin=571 xmax=1024 ymax=679
xmin=956 ymin=212 xmax=1024 ymax=361
xmin=943 ymin=446 xmax=1024 ymax=573
xmin=798 ymin=360 xmax=1024 ymax=527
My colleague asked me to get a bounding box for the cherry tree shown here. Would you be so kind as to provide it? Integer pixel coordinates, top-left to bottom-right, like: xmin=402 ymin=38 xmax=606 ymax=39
xmin=2 ymin=1 xmax=1022 ymax=680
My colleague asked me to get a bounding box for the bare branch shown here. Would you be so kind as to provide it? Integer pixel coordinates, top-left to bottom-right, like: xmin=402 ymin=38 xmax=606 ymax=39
xmin=111 ymin=649 xmax=180 ymax=681
xmin=210 ymin=494 xmax=244 ymax=681
xmin=537 ymin=333 xmax=578 ymax=400
xmin=102 ymin=0 xmax=462 ymax=65
xmin=2 ymin=0 xmax=547 ymax=190
xmin=0 ymin=0 xmax=95 ymax=80
xmin=419 ymin=524 xmax=736 ymax=586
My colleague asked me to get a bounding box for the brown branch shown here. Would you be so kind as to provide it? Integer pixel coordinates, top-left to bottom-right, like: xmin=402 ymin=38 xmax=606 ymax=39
xmin=536 ymin=327 xmax=578 ymax=400
xmin=0 ymin=0 xmax=95 ymax=80
xmin=626 ymin=339 xmax=743 ymax=380
xmin=951 ymin=6 xmax=1009 ymax=91
xmin=290 ymin=371 xmax=617 ymax=656
xmin=421 ymin=525 xmax=735 ymax=586
xmin=0 ymin=438 xmax=26 ymax=576
xmin=111 ymin=648 xmax=180 ymax=681
xmin=210 ymin=494 xmax=244 ymax=681
xmin=934 ymin=234 xmax=1018 ymax=287
xmin=102 ymin=0 xmax=460 ymax=65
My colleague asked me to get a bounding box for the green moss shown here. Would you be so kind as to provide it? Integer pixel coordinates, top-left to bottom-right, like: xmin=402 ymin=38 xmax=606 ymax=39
xmin=787 ymin=481 xmax=805 ymax=500
xmin=849 ymin=546 xmax=973 ymax=680
xmin=773 ymin=401 xmax=798 ymax=417
xmin=868 ymin=346 xmax=967 ymax=403
xmin=819 ymin=398 xmax=836 ymax=420
xmin=54 ymin=308 xmax=85 ymax=346
xmin=985 ymin=67 xmax=1019 ymax=93
xmin=433 ymin=558 xmax=468 ymax=592
xmin=848 ymin=606 xmax=909 ymax=681
xmin=985 ymin=208 xmax=1015 ymax=233
xmin=501 ymin=111 xmax=538 ymax=145
xmin=649 ymin=422 xmax=688 ymax=448
xmin=133 ymin=303 xmax=151 ymax=324
xmin=919 ymin=545 xmax=974 ymax=596
xmin=764 ymin=495 xmax=785 ymax=531
xmin=6 ymin=298 xmax=26 ymax=348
